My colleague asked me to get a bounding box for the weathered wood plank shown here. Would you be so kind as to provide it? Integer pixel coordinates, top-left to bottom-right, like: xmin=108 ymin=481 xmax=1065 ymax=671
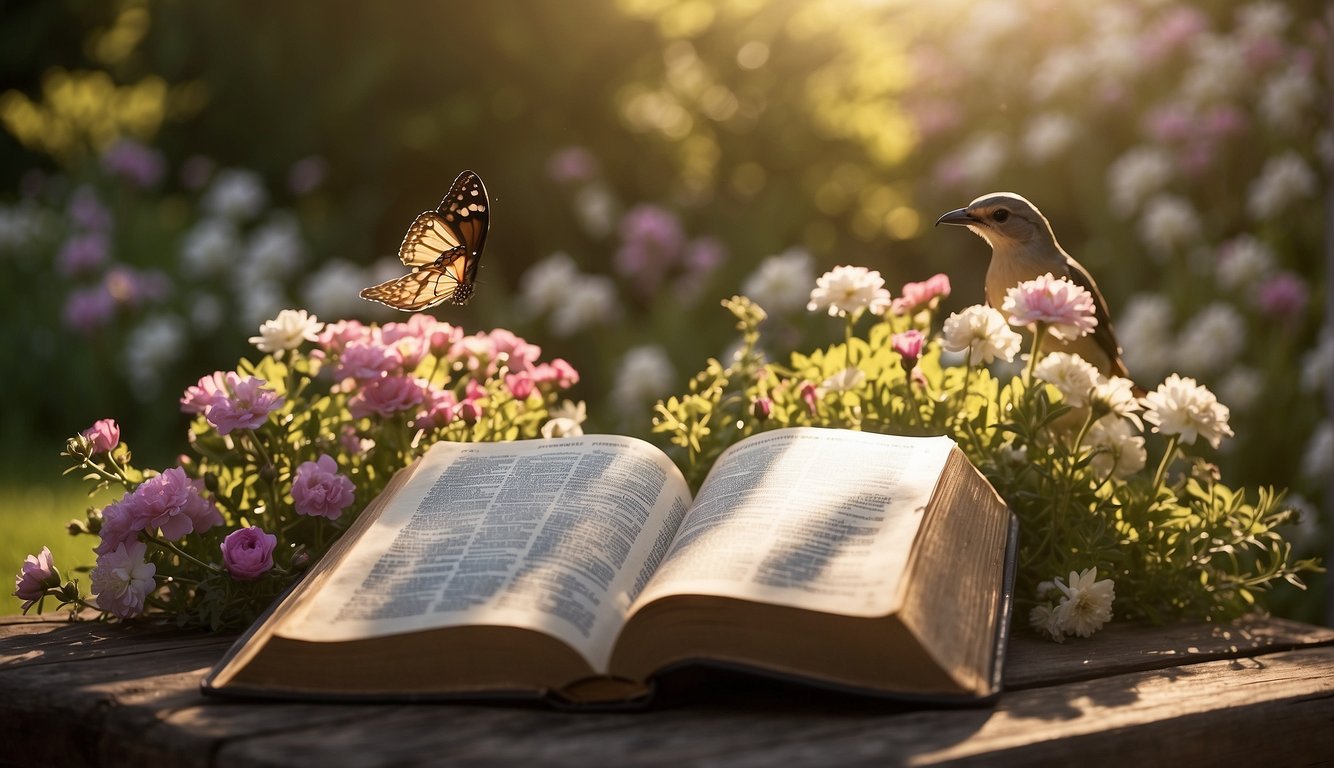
xmin=2 ymin=616 xmax=1332 ymax=767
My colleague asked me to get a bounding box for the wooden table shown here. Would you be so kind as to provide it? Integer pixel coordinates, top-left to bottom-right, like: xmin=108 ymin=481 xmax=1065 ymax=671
xmin=2 ymin=613 xmax=1332 ymax=767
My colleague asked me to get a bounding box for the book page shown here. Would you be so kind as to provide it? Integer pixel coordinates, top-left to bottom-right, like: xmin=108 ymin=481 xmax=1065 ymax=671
xmin=630 ymin=428 xmax=955 ymax=618
xmin=278 ymin=436 xmax=693 ymax=671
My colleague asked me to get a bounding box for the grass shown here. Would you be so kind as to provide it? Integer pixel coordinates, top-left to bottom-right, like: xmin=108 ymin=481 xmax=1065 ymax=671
xmin=1 ymin=473 xmax=108 ymax=616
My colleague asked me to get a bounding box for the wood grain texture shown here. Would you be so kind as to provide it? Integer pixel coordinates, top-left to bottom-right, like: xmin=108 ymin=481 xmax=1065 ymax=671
xmin=1 ymin=614 xmax=1332 ymax=767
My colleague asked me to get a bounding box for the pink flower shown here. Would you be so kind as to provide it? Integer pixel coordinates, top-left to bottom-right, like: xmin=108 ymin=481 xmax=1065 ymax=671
xmin=489 ymin=328 xmax=542 ymax=372
xmin=1001 ymin=273 xmax=1099 ymax=340
xmin=448 ymin=333 xmax=498 ymax=377
xmin=221 ymin=527 xmax=277 ymax=581
xmin=180 ymin=371 xmax=229 ymax=415
xmin=1253 ymin=272 xmax=1308 ymax=322
xmin=800 ymin=381 xmax=820 ymax=414
xmin=81 ymin=419 xmax=121 ymax=453
xmin=90 ymin=540 xmax=156 ymax=618
xmin=291 ymin=454 xmax=356 ymax=520
xmin=317 ymin=319 xmax=372 ymax=354
xmin=334 ymin=340 xmax=398 ymax=382
xmin=348 ymin=375 xmax=425 ymax=419
xmin=101 ymin=139 xmax=165 ymax=188
xmin=547 ymin=146 xmax=598 ymax=183
xmin=97 ymin=467 xmax=224 ymax=554
xmin=752 ymin=396 xmax=773 ymax=420
xmin=531 ymin=358 xmax=579 ymax=390
xmin=615 ymin=205 xmax=685 ymax=291
xmin=428 ymin=323 xmax=463 ymax=356
xmin=892 ymin=329 xmax=926 ymax=368
xmin=62 ymin=286 xmax=116 ymax=333
xmin=892 ymin=273 xmax=951 ymax=316
xmin=13 ymin=547 xmax=60 ymax=611
xmin=506 ymin=372 xmax=535 ymax=400
xmin=206 ymin=374 xmax=285 ymax=435
xmin=415 ymin=387 xmax=459 ymax=429
xmin=56 ymin=232 xmax=109 ymax=276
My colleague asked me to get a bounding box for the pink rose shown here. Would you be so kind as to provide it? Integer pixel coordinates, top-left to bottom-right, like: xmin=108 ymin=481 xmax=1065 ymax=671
xmin=13 ymin=547 xmax=60 ymax=611
xmin=291 ymin=454 xmax=356 ymax=520
xmin=221 ymin=527 xmax=278 ymax=581
xmin=333 ymin=340 xmax=398 ymax=382
xmin=506 ymin=372 xmax=535 ymax=401
xmin=81 ymin=419 xmax=121 ymax=453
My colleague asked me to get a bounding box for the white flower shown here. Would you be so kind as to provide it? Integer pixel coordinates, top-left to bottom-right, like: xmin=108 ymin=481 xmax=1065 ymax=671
xmin=550 ymin=275 xmax=621 ymax=337
xmin=181 ymin=218 xmax=240 ymax=278
xmin=237 ymin=217 xmax=305 ymax=289
xmin=1260 ymin=65 xmax=1317 ymax=132
xmin=948 ymin=132 xmax=1008 ymax=187
xmin=1054 ymin=567 xmax=1115 ymax=638
xmin=1301 ymin=422 xmax=1333 ymax=481
xmin=237 ymin=282 xmax=286 ymax=332
xmin=1035 ymin=353 xmax=1099 ymax=407
xmin=1216 ymin=235 xmax=1276 ymax=291
xmin=541 ymin=418 xmax=584 ymax=438
xmin=1301 ymin=328 xmax=1333 ymax=393
xmin=821 ymin=367 xmax=866 ymax=394
xmin=202 ymin=169 xmax=268 ymax=221
xmin=1086 ymin=418 xmax=1147 ymax=480
xmin=124 ymin=315 xmax=186 ymax=398
xmin=520 ymin=252 xmax=582 ymax=317
xmin=1029 ymin=603 xmax=1065 ymax=642
xmin=548 ymin=399 xmax=588 ymax=425
xmin=1031 ymin=48 xmax=1090 ymax=103
xmin=1142 ymin=374 xmax=1234 ymax=448
xmin=1090 ymin=376 xmax=1143 ymax=427
xmin=1108 ymin=146 xmax=1173 ymax=216
xmin=573 ymin=183 xmax=617 ymax=237
xmin=249 ymin=309 xmax=323 ymax=354
xmin=1247 ymin=152 xmax=1317 ymax=220
xmin=807 ymin=265 xmax=892 ymax=318
xmin=941 ymin=305 xmax=1023 ymax=365
xmin=303 ymin=259 xmax=373 ymax=319
xmin=1237 ymin=2 xmax=1291 ymax=39
xmin=90 ymin=540 xmax=157 ymax=619
xmin=0 ymin=201 xmax=51 ymax=253
xmin=742 ymin=248 xmax=816 ymax=314
xmin=1181 ymin=34 xmax=1249 ymax=105
xmin=1216 ymin=367 xmax=1264 ymax=412
xmin=1022 ymin=113 xmax=1077 ymax=163
xmin=1173 ymin=303 xmax=1247 ymax=377
xmin=611 ymin=346 xmax=675 ymax=416
xmin=1138 ymin=194 xmax=1202 ymax=257
xmin=1117 ymin=293 xmax=1175 ymax=381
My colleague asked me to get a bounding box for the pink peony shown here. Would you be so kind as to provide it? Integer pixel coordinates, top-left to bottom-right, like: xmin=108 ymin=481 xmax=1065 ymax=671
xmin=531 ymin=358 xmax=580 ymax=390
xmin=892 ymin=329 xmax=926 ymax=368
xmin=348 ymin=375 xmax=425 ymax=419
xmin=1001 ymin=273 xmax=1099 ymax=341
xmin=206 ymin=374 xmax=285 ymax=435
xmin=221 ymin=527 xmax=277 ymax=581
xmin=415 ymin=387 xmax=459 ymax=429
xmin=489 ymin=328 xmax=542 ymax=372
xmin=13 ymin=547 xmax=60 ymax=611
xmin=81 ymin=419 xmax=121 ymax=454
xmin=317 ymin=319 xmax=372 ymax=354
xmin=90 ymin=540 xmax=156 ymax=618
xmin=96 ymin=467 xmax=224 ymax=554
xmin=291 ymin=454 xmax=356 ymax=520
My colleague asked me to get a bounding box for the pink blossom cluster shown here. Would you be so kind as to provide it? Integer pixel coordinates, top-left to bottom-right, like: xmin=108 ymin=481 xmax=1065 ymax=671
xmin=96 ymin=467 xmax=225 ymax=555
xmin=315 ymin=317 xmax=578 ymax=435
xmin=891 ymin=273 xmax=951 ymax=316
xmin=180 ymin=372 xmax=286 ymax=435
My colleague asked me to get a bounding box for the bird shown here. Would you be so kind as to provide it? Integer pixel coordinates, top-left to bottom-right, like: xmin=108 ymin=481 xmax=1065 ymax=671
xmin=935 ymin=192 xmax=1133 ymax=382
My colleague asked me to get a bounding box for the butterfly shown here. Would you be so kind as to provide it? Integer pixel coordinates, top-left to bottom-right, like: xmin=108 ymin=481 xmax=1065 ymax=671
xmin=360 ymin=169 xmax=489 ymax=311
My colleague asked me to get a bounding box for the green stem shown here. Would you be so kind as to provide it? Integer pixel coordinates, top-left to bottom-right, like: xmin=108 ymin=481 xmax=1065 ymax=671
xmin=144 ymin=533 xmax=222 ymax=573
xmin=1024 ymin=324 xmax=1047 ymax=387
xmin=844 ymin=314 xmax=858 ymax=367
xmin=1152 ymin=434 xmax=1181 ymax=494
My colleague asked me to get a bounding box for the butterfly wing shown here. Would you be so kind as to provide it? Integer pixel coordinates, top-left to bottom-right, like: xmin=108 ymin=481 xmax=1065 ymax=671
xmin=371 ymin=170 xmax=488 ymax=310
xmin=359 ymin=256 xmax=468 ymax=311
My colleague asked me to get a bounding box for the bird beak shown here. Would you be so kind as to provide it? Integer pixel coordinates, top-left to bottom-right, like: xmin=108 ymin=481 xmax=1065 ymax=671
xmin=935 ymin=207 xmax=977 ymax=227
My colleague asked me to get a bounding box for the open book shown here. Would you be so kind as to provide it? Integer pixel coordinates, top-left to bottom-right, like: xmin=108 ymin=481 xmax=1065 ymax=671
xmin=203 ymin=428 xmax=1017 ymax=706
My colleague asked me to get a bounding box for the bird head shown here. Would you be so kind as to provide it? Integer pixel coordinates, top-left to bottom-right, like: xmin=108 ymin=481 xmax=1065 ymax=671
xmin=935 ymin=192 xmax=1058 ymax=252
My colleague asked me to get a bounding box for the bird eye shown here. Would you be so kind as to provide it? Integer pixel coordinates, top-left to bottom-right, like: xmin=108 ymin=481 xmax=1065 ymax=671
xmin=992 ymin=209 xmax=1010 ymax=223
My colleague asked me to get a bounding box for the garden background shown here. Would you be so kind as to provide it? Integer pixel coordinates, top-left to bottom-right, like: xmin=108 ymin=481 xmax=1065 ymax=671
xmin=2 ymin=0 xmax=1330 ymax=621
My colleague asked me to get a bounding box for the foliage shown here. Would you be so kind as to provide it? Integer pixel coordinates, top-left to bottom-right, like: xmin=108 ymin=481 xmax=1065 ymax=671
xmin=17 ymin=311 xmax=584 ymax=629
xmin=653 ymin=289 xmax=1321 ymax=637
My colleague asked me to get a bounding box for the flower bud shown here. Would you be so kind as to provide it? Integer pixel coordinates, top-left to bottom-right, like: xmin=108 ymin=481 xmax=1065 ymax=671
xmin=751 ymin=397 xmax=773 ymax=420
xmin=259 ymin=464 xmax=278 ymax=484
xmin=203 ymin=472 xmax=221 ymax=495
